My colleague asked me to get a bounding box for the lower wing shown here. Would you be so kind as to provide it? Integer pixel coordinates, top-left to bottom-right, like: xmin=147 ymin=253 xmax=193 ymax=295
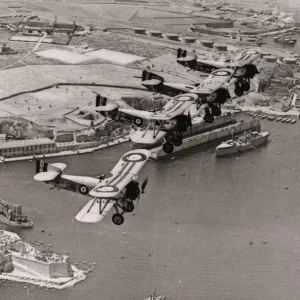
xmin=75 ymin=198 xmax=114 ymax=223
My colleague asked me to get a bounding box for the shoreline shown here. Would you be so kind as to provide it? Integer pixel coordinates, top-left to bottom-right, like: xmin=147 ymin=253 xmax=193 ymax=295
xmin=0 ymin=137 xmax=130 ymax=163
xmin=0 ymin=265 xmax=87 ymax=290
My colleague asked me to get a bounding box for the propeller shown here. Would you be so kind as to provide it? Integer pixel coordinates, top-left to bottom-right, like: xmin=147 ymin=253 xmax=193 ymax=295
xmin=136 ymin=177 xmax=149 ymax=207
xmin=187 ymin=109 xmax=193 ymax=133
xmin=141 ymin=177 xmax=148 ymax=194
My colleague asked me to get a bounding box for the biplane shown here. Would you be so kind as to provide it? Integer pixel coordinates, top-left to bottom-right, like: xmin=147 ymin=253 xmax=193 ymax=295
xmin=140 ymin=69 xmax=233 ymax=123
xmin=34 ymin=149 xmax=151 ymax=225
xmin=96 ymin=93 xmax=197 ymax=153
xmin=177 ymin=48 xmax=260 ymax=96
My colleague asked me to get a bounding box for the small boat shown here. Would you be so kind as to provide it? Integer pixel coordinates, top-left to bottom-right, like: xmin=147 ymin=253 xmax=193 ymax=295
xmin=281 ymin=118 xmax=287 ymax=122
xmin=285 ymin=119 xmax=291 ymax=123
xmin=260 ymin=115 xmax=267 ymax=119
xmin=0 ymin=199 xmax=33 ymax=228
xmin=267 ymin=116 xmax=275 ymax=121
xmin=276 ymin=117 xmax=283 ymax=121
xmin=215 ymin=131 xmax=269 ymax=157
xmin=291 ymin=119 xmax=297 ymax=124
xmin=145 ymin=293 xmax=166 ymax=300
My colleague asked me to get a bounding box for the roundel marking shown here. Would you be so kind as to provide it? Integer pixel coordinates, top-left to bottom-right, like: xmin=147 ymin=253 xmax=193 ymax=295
xmin=79 ymin=185 xmax=89 ymax=195
xmin=212 ymin=70 xmax=232 ymax=76
xmin=244 ymin=49 xmax=259 ymax=55
xmin=97 ymin=186 xmax=119 ymax=193
xmin=122 ymin=153 xmax=147 ymax=162
xmin=177 ymin=95 xmax=191 ymax=101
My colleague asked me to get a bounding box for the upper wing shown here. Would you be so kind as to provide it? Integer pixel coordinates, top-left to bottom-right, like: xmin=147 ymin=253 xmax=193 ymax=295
xmin=118 ymin=108 xmax=154 ymax=120
xmin=196 ymin=59 xmax=227 ymax=69
xmin=121 ymin=94 xmax=197 ymax=121
xmin=75 ymin=198 xmax=114 ymax=223
xmin=229 ymin=49 xmax=260 ymax=67
xmin=195 ymin=69 xmax=234 ymax=94
xmin=89 ymin=149 xmax=151 ymax=198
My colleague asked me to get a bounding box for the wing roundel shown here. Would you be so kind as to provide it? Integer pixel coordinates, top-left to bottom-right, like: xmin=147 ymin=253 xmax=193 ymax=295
xmin=89 ymin=149 xmax=151 ymax=198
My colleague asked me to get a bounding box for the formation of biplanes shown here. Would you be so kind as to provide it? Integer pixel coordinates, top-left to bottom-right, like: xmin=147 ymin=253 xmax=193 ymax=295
xmin=34 ymin=48 xmax=260 ymax=225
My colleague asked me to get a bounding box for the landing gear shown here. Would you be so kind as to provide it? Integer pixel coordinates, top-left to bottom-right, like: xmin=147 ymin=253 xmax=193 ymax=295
xmin=242 ymin=81 xmax=250 ymax=92
xmin=234 ymin=79 xmax=251 ymax=97
xmin=234 ymin=82 xmax=244 ymax=97
xmin=204 ymin=114 xmax=214 ymax=123
xmin=163 ymin=142 xmax=174 ymax=153
xmin=122 ymin=201 xmax=135 ymax=213
xmin=134 ymin=117 xmax=143 ymax=127
xmin=177 ymin=115 xmax=190 ymax=132
xmin=211 ymin=105 xmax=221 ymax=117
xmin=171 ymin=134 xmax=182 ymax=146
xmin=204 ymin=106 xmax=214 ymax=123
xmin=112 ymin=213 xmax=124 ymax=226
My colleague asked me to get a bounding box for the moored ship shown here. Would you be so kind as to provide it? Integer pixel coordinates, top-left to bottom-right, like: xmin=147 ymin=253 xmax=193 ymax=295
xmin=215 ymin=131 xmax=269 ymax=157
xmin=0 ymin=199 xmax=33 ymax=228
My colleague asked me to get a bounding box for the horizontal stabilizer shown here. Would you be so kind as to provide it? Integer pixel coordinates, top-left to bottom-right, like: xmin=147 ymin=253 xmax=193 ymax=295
xmin=177 ymin=55 xmax=196 ymax=63
xmin=34 ymin=171 xmax=60 ymax=182
xmin=75 ymin=198 xmax=114 ymax=223
xmin=95 ymin=101 xmax=118 ymax=112
xmin=49 ymin=163 xmax=67 ymax=172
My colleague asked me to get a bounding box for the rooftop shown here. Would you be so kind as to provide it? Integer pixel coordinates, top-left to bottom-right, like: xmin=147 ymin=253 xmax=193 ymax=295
xmin=0 ymin=138 xmax=55 ymax=149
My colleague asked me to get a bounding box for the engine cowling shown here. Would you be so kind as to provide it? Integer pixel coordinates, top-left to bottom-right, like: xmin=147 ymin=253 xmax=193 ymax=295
xmin=125 ymin=181 xmax=140 ymax=200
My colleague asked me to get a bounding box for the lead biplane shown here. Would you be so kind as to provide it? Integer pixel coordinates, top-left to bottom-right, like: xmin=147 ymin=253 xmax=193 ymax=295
xmin=140 ymin=68 xmax=232 ymax=123
xmin=34 ymin=149 xmax=151 ymax=225
xmin=177 ymin=48 xmax=260 ymax=96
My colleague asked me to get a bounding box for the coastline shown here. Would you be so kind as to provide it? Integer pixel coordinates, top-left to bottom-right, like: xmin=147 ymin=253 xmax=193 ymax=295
xmin=0 ymin=137 xmax=130 ymax=163
xmin=0 ymin=265 xmax=87 ymax=290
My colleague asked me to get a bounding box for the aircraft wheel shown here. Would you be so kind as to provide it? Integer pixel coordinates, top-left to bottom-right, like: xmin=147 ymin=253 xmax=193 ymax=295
xmin=163 ymin=142 xmax=174 ymax=154
xmin=79 ymin=185 xmax=89 ymax=195
xmin=112 ymin=213 xmax=124 ymax=226
xmin=211 ymin=105 xmax=221 ymax=116
xmin=204 ymin=114 xmax=214 ymax=123
xmin=134 ymin=117 xmax=143 ymax=127
xmin=171 ymin=135 xmax=183 ymax=147
xmin=242 ymin=81 xmax=250 ymax=92
xmin=234 ymin=86 xmax=244 ymax=97
xmin=123 ymin=201 xmax=135 ymax=213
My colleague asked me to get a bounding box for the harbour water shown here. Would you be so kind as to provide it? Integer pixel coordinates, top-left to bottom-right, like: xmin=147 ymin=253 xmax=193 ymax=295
xmin=1 ymin=114 xmax=300 ymax=300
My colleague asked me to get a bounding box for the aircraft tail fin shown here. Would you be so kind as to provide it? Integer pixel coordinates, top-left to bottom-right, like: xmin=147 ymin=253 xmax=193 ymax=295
xmin=36 ymin=160 xmax=48 ymax=174
xmin=177 ymin=48 xmax=187 ymax=58
xmin=142 ymin=70 xmax=164 ymax=83
xmin=95 ymin=94 xmax=108 ymax=107
xmin=94 ymin=94 xmax=119 ymax=112
xmin=34 ymin=160 xmax=67 ymax=182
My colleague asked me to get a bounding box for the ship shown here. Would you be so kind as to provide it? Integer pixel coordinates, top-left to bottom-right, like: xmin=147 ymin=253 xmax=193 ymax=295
xmin=215 ymin=131 xmax=270 ymax=157
xmin=0 ymin=199 xmax=33 ymax=228
xmin=132 ymin=115 xmax=262 ymax=158
xmin=144 ymin=293 xmax=166 ymax=300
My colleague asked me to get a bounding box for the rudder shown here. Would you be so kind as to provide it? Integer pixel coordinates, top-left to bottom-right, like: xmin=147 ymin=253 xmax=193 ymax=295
xmin=36 ymin=160 xmax=48 ymax=174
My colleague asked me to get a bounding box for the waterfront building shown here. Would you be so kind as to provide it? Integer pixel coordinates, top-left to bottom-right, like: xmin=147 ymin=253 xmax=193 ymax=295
xmin=0 ymin=138 xmax=57 ymax=158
